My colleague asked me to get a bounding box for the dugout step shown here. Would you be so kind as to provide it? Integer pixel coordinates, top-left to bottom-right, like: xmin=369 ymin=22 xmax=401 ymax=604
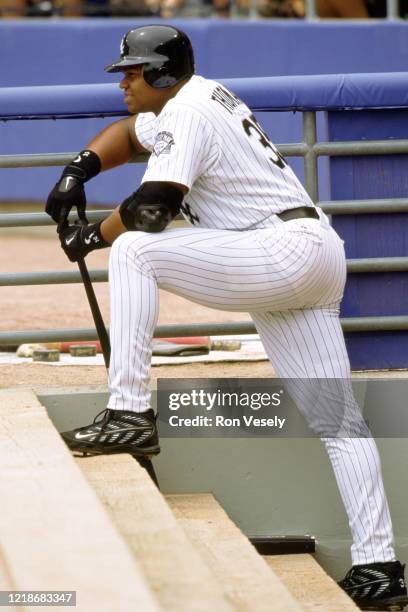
xmin=266 ymin=553 xmax=359 ymax=611
xmin=166 ymin=492 xmax=304 ymax=612
xmin=0 ymin=389 xmax=158 ymax=612
xmin=77 ymin=454 xmax=233 ymax=612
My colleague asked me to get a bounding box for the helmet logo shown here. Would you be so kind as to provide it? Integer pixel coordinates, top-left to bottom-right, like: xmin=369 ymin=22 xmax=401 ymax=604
xmin=120 ymin=36 xmax=127 ymax=58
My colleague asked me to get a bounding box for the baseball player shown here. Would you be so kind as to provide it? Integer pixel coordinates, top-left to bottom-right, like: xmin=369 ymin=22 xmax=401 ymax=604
xmin=45 ymin=25 xmax=407 ymax=610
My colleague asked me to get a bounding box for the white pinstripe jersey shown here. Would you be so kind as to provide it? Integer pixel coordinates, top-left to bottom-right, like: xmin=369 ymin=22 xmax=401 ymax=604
xmin=135 ymin=75 xmax=314 ymax=230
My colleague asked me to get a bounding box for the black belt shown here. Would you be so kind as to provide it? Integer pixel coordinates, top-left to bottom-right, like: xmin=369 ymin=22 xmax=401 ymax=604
xmin=277 ymin=206 xmax=319 ymax=222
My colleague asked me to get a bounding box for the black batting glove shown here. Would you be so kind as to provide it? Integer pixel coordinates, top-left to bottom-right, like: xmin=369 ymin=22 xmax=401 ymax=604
xmin=47 ymin=179 xmax=87 ymax=233
xmin=45 ymin=150 xmax=101 ymax=232
xmin=59 ymin=220 xmax=109 ymax=263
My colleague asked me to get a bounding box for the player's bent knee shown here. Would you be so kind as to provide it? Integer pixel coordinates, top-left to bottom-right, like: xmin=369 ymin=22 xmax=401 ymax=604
xmin=109 ymin=231 xmax=142 ymax=263
xmin=109 ymin=230 xmax=159 ymax=272
xmin=110 ymin=230 xmax=140 ymax=251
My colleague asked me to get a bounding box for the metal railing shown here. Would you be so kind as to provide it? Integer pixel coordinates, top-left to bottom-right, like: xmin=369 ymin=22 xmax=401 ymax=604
xmin=1 ymin=110 xmax=408 ymax=346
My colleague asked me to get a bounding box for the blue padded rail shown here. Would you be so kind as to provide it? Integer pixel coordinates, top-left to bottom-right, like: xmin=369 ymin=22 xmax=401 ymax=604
xmin=1 ymin=73 xmax=408 ymax=121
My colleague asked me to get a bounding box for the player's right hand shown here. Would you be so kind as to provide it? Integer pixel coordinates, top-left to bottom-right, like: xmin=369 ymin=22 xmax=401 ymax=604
xmin=45 ymin=177 xmax=88 ymax=233
xmin=59 ymin=219 xmax=107 ymax=262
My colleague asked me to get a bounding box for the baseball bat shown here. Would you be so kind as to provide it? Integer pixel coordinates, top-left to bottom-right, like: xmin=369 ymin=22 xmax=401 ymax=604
xmin=77 ymin=257 xmax=111 ymax=369
xmin=77 ymin=256 xmax=159 ymax=488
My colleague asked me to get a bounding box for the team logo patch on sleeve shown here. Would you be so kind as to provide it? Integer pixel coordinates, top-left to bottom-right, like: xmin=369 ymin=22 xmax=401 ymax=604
xmin=153 ymin=131 xmax=175 ymax=156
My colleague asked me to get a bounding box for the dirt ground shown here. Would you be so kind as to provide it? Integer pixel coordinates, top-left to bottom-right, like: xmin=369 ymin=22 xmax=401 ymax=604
xmin=0 ymin=228 xmax=275 ymax=389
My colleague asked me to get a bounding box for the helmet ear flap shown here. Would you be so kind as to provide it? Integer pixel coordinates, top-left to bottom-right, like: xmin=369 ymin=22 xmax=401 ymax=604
xmin=143 ymin=63 xmax=177 ymax=89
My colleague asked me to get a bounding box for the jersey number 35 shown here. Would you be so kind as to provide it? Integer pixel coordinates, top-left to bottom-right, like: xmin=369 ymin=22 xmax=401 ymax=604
xmin=242 ymin=114 xmax=287 ymax=171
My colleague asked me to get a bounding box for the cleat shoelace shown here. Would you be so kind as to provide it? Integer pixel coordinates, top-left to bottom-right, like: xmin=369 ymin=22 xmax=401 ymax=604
xmin=92 ymin=408 xmax=113 ymax=431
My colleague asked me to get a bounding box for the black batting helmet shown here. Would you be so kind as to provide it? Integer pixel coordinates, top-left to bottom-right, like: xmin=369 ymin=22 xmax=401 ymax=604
xmin=105 ymin=25 xmax=195 ymax=89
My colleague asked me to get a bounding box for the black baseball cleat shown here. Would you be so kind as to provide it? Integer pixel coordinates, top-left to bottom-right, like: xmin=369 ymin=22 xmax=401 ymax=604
xmin=61 ymin=408 xmax=160 ymax=457
xmin=339 ymin=561 xmax=408 ymax=611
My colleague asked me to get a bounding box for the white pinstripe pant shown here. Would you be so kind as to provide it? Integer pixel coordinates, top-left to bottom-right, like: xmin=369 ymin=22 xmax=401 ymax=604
xmin=107 ymin=213 xmax=395 ymax=565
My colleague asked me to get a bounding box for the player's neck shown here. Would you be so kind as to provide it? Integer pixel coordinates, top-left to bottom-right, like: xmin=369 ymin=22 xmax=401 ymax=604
xmin=151 ymin=77 xmax=191 ymax=116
